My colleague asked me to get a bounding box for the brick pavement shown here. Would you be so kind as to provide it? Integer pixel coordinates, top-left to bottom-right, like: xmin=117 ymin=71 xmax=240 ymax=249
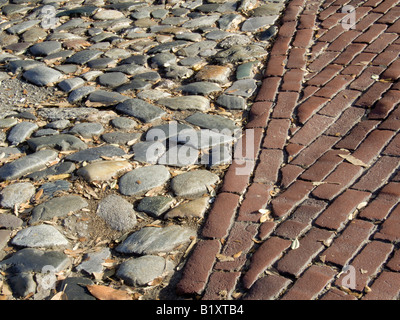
xmin=176 ymin=0 xmax=400 ymax=300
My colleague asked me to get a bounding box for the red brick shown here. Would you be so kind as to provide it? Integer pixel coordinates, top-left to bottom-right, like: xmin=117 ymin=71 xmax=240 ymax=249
xmin=354 ymin=23 xmax=387 ymax=43
xmin=372 ymin=45 xmax=400 ymax=66
xmin=320 ymin=12 xmax=347 ymax=30
xmin=290 ymin=115 xmax=335 ymax=146
xmin=292 ymin=28 xmax=314 ymax=48
xmin=278 ymin=21 xmax=297 ymax=38
xmin=340 ymin=64 xmax=366 ymax=77
xmin=364 ymin=32 xmax=398 ymax=53
xmin=176 ymin=239 xmax=221 ymax=295
xmin=299 ymin=85 xmax=320 ymax=101
xmin=262 ymin=119 xmax=291 ymax=149
xmin=280 ymin=164 xmax=304 ymax=188
xmin=291 ymin=135 xmax=340 ymax=168
xmin=363 ymin=271 xmax=400 ymax=300
xmin=381 ymin=60 xmax=400 ymax=81
xmin=351 ymin=51 xmax=377 ymax=65
xmin=274 ymin=220 xmax=309 ymax=240
xmin=297 ymin=97 xmax=330 ymax=124
xmin=255 ymin=77 xmax=281 ymax=102
xmin=359 ymin=182 xmax=400 ymax=220
xmin=276 ymin=228 xmax=334 ymax=277
xmin=281 ymin=265 xmax=337 ymax=300
xmin=318 ymin=89 xmax=361 ymax=117
xmin=387 ymin=18 xmax=400 ymax=33
xmin=318 ymin=25 xmax=344 ymax=43
xmin=335 ymin=120 xmax=379 ymax=150
xmin=387 ymin=248 xmax=400 ymax=272
xmin=258 ymin=221 xmax=276 ymax=241
xmin=321 ymin=288 xmax=357 ymax=300
xmin=271 ymin=92 xmax=299 ymax=119
xmin=321 ymin=219 xmax=376 ymax=267
xmin=287 ymin=48 xmax=307 ymax=69
xmin=271 ymin=180 xmax=315 ymax=218
xmin=311 ymin=163 xmax=364 ymax=200
xmin=291 ymin=198 xmax=328 ymax=223
xmin=369 ymin=89 xmax=400 ymax=119
xmin=378 ymin=6 xmax=400 ymax=23
xmin=242 ymin=237 xmax=291 ymax=289
xmin=351 ymin=129 xmax=395 ymax=165
xmin=349 ymin=66 xmax=385 ymax=91
xmin=309 ymin=42 xmax=329 ymax=61
xmin=380 ymin=104 xmax=400 ymax=131
xmin=333 ymin=43 xmax=367 ymax=65
xmin=324 ymin=107 xmax=365 ymax=136
xmin=233 ymin=128 xmax=264 ymax=161
xmin=363 ymin=0 xmax=384 ymax=7
xmin=220 ymin=159 xmax=255 ymax=194
xmin=270 ymin=36 xmax=292 ymax=56
xmin=314 ymin=189 xmax=371 ymax=230
xmin=286 ymin=142 xmax=304 ymax=159
xmin=384 ymin=134 xmax=400 ymax=156
xmin=202 ymin=271 xmax=240 ymax=300
xmin=319 ymin=5 xmax=340 ymax=20
xmin=371 ymin=0 xmax=399 ymax=13
xmin=202 ymin=192 xmax=240 ymax=239
xmin=237 ymin=183 xmax=272 ymax=222
xmin=327 ymin=30 xmax=362 ymax=52
xmin=214 ymin=222 xmax=258 ymax=271
xmin=306 ymin=64 xmax=343 ymax=87
xmin=244 ymin=274 xmax=291 ymax=300
xmin=298 ymin=14 xmax=317 ymax=29
xmin=354 ymin=81 xmax=392 ymax=107
xmin=335 ymin=241 xmax=393 ymax=292
xmin=264 ymin=55 xmax=286 ymax=77
xmin=315 ymin=75 xmax=354 ymax=99
xmin=282 ymin=3 xmax=303 ymax=22
xmin=307 ymin=51 xmax=340 ymax=73
xmin=352 ymin=156 xmax=400 ymax=192
xmin=281 ymin=68 xmax=304 ymax=92
xmin=252 ymin=149 xmax=283 ymax=185
xmin=355 ymin=12 xmax=383 ymax=32
xmin=374 ymin=204 xmax=400 ymax=242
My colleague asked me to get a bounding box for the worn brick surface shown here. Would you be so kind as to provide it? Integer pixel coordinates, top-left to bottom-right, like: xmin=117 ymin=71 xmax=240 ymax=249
xmin=253 ymin=149 xmax=283 ymax=185
xmin=237 ymin=183 xmax=272 ymax=222
xmin=281 ymin=265 xmax=337 ymax=300
xmin=362 ymin=271 xmax=400 ymax=300
xmin=201 ymin=271 xmax=241 ymax=300
xmin=335 ymin=241 xmax=393 ymax=292
xmin=315 ymin=189 xmax=371 ymax=230
xmin=374 ymin=204 xmax=400 ymax=242
xmin=271 ymin=180 xmax=315 ymax=218
xmin=202 ymin=193 xmax=240 ymax=239
xmin=176 ymin=240 xmax=221 ymax=296
xmin=322 ymin=219 xmax=376 ymax=267
xmin=244 ymin=274 xmax=292 ymax=300
xmin=242 ymin=237 xmax=291 ymax=289
xmin=276 ymin=227 xmax=334 ymax=277
xmin=359 ymin=182 xmax=400 ymax=221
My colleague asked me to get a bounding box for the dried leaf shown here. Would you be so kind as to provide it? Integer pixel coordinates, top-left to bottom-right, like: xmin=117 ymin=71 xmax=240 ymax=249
xmin=51 ymin=291 xmax=68 ymax=300
xmin=216 ymin=253 xmax=235 ymax=262
xmin=233 ymin=251 xmax=242 ymax=259
xmin=86 ymin=284 xmax=133 ymax=300
xmin=338 ymin=154 xmax=369 ymax=167
xmin=34 ymin=188 xmax=44 ymax=203
xmin=291 ymin=238 xmax=300 ymax=250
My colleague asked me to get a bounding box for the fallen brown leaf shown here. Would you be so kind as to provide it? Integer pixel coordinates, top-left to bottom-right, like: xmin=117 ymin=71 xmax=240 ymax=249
xmin=86 ymin=284 xmax=133 ymax=300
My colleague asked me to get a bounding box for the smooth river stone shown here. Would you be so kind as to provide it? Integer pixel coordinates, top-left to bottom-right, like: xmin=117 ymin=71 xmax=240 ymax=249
xmin=77 ymin=160 xmax=132 ymax=182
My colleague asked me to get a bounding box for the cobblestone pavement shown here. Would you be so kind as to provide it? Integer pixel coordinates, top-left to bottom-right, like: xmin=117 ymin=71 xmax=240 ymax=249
xmin=178 ymin=0 xmax=400 ymax=300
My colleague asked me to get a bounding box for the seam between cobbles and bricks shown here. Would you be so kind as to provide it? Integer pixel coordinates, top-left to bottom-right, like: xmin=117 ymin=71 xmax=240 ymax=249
xmin=177 ymin=0 xmax=400 ymax=301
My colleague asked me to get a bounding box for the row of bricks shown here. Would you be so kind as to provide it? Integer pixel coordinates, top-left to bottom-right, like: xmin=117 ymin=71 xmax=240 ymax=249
xmin=177 ymin=221 xmax=400 ymax=299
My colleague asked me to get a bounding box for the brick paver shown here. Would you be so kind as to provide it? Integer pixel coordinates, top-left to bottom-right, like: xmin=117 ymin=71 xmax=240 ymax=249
xmin=177 ymin=0 xmax=400 ymax=300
